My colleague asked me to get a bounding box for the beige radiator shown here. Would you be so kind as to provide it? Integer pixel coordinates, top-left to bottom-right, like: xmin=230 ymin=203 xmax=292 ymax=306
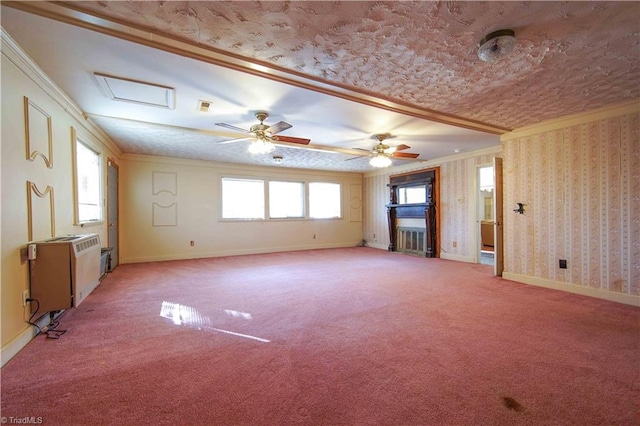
xmin=29 ymin=234 xmax=101 ymax=315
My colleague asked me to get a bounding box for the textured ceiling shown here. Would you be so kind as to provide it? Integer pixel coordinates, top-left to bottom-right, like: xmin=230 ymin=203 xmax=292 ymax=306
xmin=68 ymin=1 xmax=640 ymax=130
xmin=2 ymin=1 xmax=639 ymax=173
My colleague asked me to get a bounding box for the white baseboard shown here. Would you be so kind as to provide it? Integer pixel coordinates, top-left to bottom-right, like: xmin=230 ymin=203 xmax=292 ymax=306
xmin=440 ymin=252 xmax=475 ymax=263
xmin=121 ymin=242 xmax=363 ymax=264
xmin=0 ymin=313 xmax=54 ymax=367
xmin=503 ymin=272 xmax=640 ymax=307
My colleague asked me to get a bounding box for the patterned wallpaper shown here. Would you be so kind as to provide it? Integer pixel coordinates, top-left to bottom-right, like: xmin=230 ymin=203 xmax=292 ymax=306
xmin=440 ymin=153 xmax=497 ymax=259
xmin=363 ymin=150 xmax=499 ymax=258
xmin=503 ymin=110 xmax=639 ymax=295
xmin=363 ymin=173 xmax=390 ymax=249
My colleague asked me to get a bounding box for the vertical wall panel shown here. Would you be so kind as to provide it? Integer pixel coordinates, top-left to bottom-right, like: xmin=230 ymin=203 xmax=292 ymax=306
xmin=627 ymin=114 xmax=640 ymax=294
xmin=587 ymin=121 xmax=602 ymax=288
xmin=349 ymin=183 xmax=362 ymax=222
xmin=568 ymin=125 xmax=583 ymax=285
xmin=607 ymin=118 xmax=622 ymax=291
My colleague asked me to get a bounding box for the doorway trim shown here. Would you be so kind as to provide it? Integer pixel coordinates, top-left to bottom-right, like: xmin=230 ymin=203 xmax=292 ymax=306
xmin=475 ymin=159 xmax=504 ymax=275
xmin=106 ymin=157 xmax=119 ymax=271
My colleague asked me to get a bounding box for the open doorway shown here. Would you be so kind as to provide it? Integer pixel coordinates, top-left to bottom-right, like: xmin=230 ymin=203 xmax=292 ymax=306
xmin=478 ymin=166 xmax=495 ymax=266
xmin=476 ymin=158 xmax=504 ymax=275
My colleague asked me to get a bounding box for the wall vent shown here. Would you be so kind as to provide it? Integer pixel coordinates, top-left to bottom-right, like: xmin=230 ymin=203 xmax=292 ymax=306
xmin=73 ymin=236 xmax=100 ymax=254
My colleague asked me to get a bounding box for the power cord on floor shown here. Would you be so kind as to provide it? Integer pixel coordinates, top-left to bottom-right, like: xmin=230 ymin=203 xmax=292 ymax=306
xmin=25 ymin=298 xmax=67 ymax=339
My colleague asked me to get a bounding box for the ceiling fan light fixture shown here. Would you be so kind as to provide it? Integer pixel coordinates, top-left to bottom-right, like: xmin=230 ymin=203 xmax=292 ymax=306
xmin=478 ymin=29 xmax=516 ymax=63
xmin=369 ymin=153 xmax=392 ymax=168
xmin=248 ymin=138 xmax=276 ymax=154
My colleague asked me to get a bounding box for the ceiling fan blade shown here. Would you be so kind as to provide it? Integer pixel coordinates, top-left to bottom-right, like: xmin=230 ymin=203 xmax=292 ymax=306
xmin=393 ymin=144 xmax=411 ymax=152
xmin=384 ymin=144 xmax=411 ymax=154
xmin=272 ymin=141 xmax=368 ymax=157
xmin=345 ymin=156 xmax=365 ymax=162
xmin=215 ymin=122 xmax=249 ymax=133
xmin=217 ymin=137 xmax=253 ymax=145
xmin=352 ymin=148 xmax=372 ymax=153
xmin=392 ymin=152 xmax=420 ymax=159
xmin=273 ymin=135 xmax=310 ymax=145
xmin=267 ymin=121 xmax=293 ymax=135
xmin=85 ymin=113 xmax=247 ymax=139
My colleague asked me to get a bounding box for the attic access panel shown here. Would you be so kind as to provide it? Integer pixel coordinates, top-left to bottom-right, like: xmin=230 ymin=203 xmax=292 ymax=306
xmin=94 ymin=73 xmax=175 ymax=109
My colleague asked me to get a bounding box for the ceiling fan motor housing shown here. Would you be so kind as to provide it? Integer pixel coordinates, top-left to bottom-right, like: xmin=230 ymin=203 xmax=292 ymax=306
xmin=373 ymin=143 xmax=390 ymax=154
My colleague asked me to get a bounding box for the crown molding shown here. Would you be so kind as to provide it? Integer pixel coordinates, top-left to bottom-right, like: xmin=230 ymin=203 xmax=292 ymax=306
xmin=1 ymin=27 xmax=122 ymax=157
xmin=3 ymin=1 xmax=510 ymax=136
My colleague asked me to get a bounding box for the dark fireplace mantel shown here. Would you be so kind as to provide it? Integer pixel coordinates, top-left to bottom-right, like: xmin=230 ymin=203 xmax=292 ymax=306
xmin=386 ymin=169 xmax=438 ymax=257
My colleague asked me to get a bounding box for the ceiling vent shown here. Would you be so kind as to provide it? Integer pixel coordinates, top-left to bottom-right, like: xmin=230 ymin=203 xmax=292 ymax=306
xmin=94 ymin=73 xmax=175 ymax=109
xmin=198 ymin=100 xmax=213 ymax=113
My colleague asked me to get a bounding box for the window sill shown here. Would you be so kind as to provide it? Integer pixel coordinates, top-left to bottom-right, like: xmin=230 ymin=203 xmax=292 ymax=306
xmin=76 ymin=220 xmax=104 ymax=228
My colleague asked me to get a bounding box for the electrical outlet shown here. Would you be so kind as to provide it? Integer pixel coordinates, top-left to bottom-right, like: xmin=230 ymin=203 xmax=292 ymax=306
xmin=559 ymin=259 xmax=567 ymax=269
xmin=22 ymin=290 xmax=30 ymax=306
xmin=190 ymin=241 xmax=195 ymax=246
xmin=313 ymin=234 xmax=316 ymax=239
xmin=453 ymin=241 xmax=457 ymax=248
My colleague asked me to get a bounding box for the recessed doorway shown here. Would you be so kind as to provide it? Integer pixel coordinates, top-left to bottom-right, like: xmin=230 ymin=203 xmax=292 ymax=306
xmin=478 ymin=165 xmax=495 ymax=266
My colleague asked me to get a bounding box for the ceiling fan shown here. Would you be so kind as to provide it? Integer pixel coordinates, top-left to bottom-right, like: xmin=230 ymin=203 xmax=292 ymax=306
xmin=215 ymin=112 xmax=311 ymax=154
xmin=347 ymin=133 xmax=420 ymax=167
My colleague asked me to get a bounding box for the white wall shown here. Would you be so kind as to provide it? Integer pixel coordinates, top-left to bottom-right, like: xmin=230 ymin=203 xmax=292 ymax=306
xmin=119 ymin=155 xmax=364 ymax=263
xmin=1 ymin=30 xmax=121 ymax=364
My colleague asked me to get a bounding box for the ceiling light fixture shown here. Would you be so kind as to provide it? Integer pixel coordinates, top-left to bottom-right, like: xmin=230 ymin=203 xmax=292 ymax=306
xmin=369 ymin=153 xmax=393 ymax=168
xmin=478 ymin=29 xmax=516 ymax=63
xmin=248 ymin=137 xmax=276 ymax=154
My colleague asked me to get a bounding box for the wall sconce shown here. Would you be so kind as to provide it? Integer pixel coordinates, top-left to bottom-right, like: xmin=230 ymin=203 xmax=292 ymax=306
xmin=513 ymin=203 xmax=525 ymax=214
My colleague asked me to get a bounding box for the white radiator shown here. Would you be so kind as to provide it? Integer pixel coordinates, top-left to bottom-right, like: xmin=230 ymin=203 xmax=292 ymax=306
xmin=397 ymin=227 xmax=426 ymax=255
xmin=70 ymin=234 xmax=102 ymax=306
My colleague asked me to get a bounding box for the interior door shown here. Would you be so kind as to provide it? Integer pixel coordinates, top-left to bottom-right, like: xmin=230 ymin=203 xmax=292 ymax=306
xmin=107 ymin=159 xmax=119 ymax=270
xmin=493 ymin=157 xmax=504 ymax=276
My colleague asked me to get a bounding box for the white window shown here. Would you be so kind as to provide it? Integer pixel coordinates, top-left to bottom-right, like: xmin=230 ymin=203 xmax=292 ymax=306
xmin=269 ymin=181 xmax=304 ymax=219
xmin=74 ymin=138 xmax=102 ymax=223
xmin=309 ymin=182 xmax=341 ymax=219
xmin=222 ymin=178 xmax=265 ymax=219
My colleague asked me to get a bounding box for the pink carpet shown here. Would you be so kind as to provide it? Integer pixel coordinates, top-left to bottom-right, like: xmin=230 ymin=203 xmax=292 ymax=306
xmin=2 ymin=248 xmax=639 ymax=425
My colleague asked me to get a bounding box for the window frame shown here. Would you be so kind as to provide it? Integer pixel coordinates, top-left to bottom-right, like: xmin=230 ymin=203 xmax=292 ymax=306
xmin=72 ymin=130 xmax=103 ymax=226
xmin=308 ymin=181 xmax=342 ymax=219
xmin=220 ymin=176 xmax=342 ymax=222
xmin=220 ymin=177 xmax=266 ymax=220
xmin=268 ymin=180 xmax=306 ymax=219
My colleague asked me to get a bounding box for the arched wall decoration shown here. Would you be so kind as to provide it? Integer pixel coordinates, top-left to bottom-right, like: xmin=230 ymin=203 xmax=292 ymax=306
xmin=152 ymin=202 xmax=178 ymax=227
xmin=152 ymin=171 xmax=178 ymax=195
xmin=26 ymin=181 xmax=55 ymax=241
xmin=24 ymin=96 xmax=53 ymax=168
xmin=152 ymin=171 xmax=178 ymax=226
xmin=349 ymin=183 xmax=362 ymax=222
